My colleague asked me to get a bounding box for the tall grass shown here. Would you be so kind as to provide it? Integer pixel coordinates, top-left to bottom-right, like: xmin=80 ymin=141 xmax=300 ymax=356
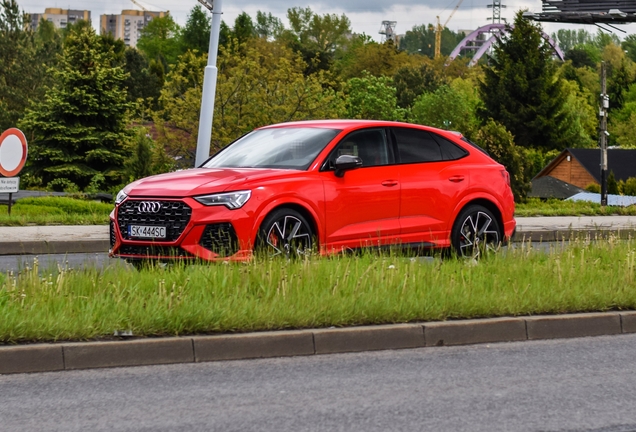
xmin=1 ymin=237 xmax=635 ymax=343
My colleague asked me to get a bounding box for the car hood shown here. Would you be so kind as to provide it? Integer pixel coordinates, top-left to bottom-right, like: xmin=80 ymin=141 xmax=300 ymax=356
xmin=125 ymin=168 xmax=302 ymax=197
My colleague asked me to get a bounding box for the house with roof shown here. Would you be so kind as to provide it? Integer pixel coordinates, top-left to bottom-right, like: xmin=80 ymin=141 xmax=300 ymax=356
xmin=530 ymin=148 xmax=636 ymax=199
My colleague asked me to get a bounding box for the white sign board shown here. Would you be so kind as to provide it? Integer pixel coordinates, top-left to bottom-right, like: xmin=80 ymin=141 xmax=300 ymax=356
xmin=0 ymin=128 xmax=28 ymax=177
xmin=0 ymin=177 xmax=19 ymax=193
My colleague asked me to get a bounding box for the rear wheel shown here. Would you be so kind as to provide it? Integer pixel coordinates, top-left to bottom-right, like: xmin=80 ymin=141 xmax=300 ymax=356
xmin=256 ymin=208 xmax=314 ymax=259
xmin=451 ymin=205 xmax=501 ymax=259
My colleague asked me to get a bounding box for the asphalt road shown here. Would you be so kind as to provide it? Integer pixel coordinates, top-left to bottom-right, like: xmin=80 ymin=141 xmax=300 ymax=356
xmin=2 ymin=334 xmax=636 ymax=432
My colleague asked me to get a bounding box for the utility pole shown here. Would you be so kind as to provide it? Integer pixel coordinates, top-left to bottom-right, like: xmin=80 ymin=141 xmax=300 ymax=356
xmin=195 ymin=0 xmax=223 ymax=168
xmin=599 ymin=61 xmax=609 ymax=206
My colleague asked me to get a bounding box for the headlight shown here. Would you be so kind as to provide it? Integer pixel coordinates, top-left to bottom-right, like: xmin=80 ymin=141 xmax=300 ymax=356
xmin=115 ymin=189 xmax=128 ymax=205
xmin=194 ymin=190 xmax=251 ymax=209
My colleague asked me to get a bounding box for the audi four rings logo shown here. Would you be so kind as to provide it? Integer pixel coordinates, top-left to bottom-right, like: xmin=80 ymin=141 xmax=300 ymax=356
xmin=137 ymin=201 xmax=162 ymax=213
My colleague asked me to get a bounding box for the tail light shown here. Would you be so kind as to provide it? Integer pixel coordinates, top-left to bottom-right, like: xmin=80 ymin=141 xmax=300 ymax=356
xmin=500 ymin=170 xmax=510 ymax=187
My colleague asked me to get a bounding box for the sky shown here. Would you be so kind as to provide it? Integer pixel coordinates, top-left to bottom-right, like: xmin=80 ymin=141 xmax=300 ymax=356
xmin=15 ymin=0 xmax=631 ymax=41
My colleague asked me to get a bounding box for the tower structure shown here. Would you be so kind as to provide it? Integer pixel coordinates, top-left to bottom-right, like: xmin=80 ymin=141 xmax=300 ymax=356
xmin=379 ymin=20 xmax=397 ymax=42
xmin=487 ymin=0 xmax=506 ymax=24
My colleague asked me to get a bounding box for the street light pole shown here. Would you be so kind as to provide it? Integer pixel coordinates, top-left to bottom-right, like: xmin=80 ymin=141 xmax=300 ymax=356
xmin=599 ymin=61 xmax=609 ymax=207
xmin=195 ymin=0 xmax=223 ymax=168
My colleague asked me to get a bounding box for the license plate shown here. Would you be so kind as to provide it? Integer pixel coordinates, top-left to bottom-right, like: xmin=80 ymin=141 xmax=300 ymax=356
xmin=128 ymin=225 xmax=167 ymax=239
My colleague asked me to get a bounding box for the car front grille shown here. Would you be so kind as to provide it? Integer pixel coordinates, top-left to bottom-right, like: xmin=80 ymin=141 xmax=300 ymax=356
xmin=110 ymin=221 xmax=116 ymax=249
xmin=199 ymin=223 xmax=239 ymax=257
xmin=117 ymin=245 xmax=194 ymax=258
xmin=117 ymin=200 xmax=192 ymax=242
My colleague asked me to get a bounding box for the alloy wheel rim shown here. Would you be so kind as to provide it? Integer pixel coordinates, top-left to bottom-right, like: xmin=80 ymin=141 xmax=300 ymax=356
xmin=266 ymin=215 xmax=312 ymax=258
xmin=458 ymin=211 xmax=500 ymax=258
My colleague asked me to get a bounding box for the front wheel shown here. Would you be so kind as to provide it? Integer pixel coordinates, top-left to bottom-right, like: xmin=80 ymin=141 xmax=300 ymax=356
xmin=256 ymin=208 xmax=314 ymax=259
xmin=450 ymin=205 xmax=501 ymax=259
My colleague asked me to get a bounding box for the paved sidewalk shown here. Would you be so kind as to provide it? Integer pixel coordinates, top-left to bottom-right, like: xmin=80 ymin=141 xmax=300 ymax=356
xmin=1 ymin=216 xmax=636 ymax=255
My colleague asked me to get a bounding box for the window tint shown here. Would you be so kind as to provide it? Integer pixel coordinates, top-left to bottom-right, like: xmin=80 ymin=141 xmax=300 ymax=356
xmin=393 ymin=128 xmax=443 ymax=163
xmin=461 ymin=136 xmax=489 ymax=156
xmin=432 ymin=134 xmax=468 ymax=160
xmin=327 ymin=129 xmax=391 ymax=168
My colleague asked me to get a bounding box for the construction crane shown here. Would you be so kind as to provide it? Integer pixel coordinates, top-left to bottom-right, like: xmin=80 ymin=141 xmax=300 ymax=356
xmin=435 ymin=0 xmax=465 ymax=58
xmin=130 ymin=0 xmax=148 ymax=11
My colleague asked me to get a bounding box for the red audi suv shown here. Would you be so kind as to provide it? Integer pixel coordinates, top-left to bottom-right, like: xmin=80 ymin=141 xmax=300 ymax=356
xmin=109 ymin=120 xmax=516 ymax=262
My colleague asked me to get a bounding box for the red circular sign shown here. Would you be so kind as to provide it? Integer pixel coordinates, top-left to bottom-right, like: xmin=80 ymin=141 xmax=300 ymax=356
xmin=0 ymin=128 xmax=28 ymax=177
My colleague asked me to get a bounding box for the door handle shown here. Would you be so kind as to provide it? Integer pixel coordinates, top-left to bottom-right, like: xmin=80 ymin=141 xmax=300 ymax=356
xmin=381 ymin=180 xmax=398 ymax=187
xmin=449 ymin=175 xmax=465 ymax=183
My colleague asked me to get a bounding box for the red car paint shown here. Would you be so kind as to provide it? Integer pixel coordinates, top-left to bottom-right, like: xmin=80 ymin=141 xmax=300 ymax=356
xmin=109 ymin=120 xmax=516 ymax=261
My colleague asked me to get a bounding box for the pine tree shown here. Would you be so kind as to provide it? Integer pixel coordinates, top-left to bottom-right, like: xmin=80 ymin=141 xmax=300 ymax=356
xmin=19 ymin=25 xmax=132 ymax=191
xmin=479 ymin=11 xmax=568 ymax=151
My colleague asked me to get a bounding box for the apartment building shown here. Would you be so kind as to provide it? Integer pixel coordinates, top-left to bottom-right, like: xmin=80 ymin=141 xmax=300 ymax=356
xmin=100 ymin=10 xmax=169 ymax=48
xmin=30 ymin=8 xmax=91 ymax=30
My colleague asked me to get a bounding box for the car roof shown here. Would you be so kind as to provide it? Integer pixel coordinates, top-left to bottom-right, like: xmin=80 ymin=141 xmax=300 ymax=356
xmin=257 ymin=119 xmax=454 ymax=136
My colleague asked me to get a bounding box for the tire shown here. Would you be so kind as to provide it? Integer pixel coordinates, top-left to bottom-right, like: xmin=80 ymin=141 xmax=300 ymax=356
xmin=256 ymin=208 xmax=314 ymax=258
xmin=450 ymin=205 xmax=501 ymax=259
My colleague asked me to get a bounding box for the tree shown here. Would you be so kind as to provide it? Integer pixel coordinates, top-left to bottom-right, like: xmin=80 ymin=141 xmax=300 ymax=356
xmin=255 ymin=11 xmax=283 ymax=40
xmin=479 ymin=11 xmax=568 ymax=151
xmin=180 ymin=5 xmax=210 ymax=53
xmin=231 ymin=12 xmax=256 ymax=45
xmin=622 ymin=34 xmax=636 ymax=63
xmin=342 ymin=72 xmax=406 ymax=121
xmin=281 ymin=7 xmax=351 ymax=74
xmin=18 ymin=25 xmax=132 ymax=191
xmin=411 ymin=79 xmax=481 ymax=137
xmin=0 ymin=0 xmax=60 ymax=131
xmin=137 ymin=15 xmax=182 ymax=66
xmin=122 ymin=47 xmax=163 ymax=107
xmin=393 ymin=62 xmax=443 ymax=108
xmin=552 ymin=29 xmax=592 ymax=52
xmin=474 ymin=119 xmax=530 ymax=201
xmin=399 ymin=24 xmax=465 ymax=58
xmin=334 ymin=38 xmax=419 ymax=81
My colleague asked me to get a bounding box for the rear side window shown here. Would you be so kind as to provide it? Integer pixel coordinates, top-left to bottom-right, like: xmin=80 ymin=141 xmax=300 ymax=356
xmin=393 ymin=128 xmax=442 ymax=163
xmin=392 ymin=128 xmax=467 ymax=163
xmin=433 ymin=134 xmax=468 ymax=160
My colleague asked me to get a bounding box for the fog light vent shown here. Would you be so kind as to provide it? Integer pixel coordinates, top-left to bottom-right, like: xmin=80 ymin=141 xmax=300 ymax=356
xmin=199 ymin=223 xmax=239 ymax=257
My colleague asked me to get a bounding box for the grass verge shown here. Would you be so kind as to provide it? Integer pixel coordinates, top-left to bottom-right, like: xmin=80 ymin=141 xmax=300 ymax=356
xmin=0 ymin=196 xmax=112 ymax=226
xmin=515 ymin=198 xmax=636 ymax=217
xmin=1 ymin=237 xmax=635 ymax=343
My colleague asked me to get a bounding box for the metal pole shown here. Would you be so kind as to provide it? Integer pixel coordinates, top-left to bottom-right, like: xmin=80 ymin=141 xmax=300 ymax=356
xmin=195 ymin=0 xmax=223 ymax=168
xmin=8 ymin=192 xmax=12 ymax=215
xmin=599 ymin=61 xmax=608 ymax=207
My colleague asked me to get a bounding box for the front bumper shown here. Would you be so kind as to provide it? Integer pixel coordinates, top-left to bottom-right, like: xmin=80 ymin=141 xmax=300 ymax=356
xmin=109 ymin=197 xmax=255 ymax=262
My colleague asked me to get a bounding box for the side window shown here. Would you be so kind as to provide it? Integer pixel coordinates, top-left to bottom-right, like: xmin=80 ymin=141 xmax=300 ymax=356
xmin=327 ymin=129 xmax=391 ymax=168
xmin=432 ymin=134 xmax=468 ymax=160
xmin=392 ymin=128 xmax=443 ymax=163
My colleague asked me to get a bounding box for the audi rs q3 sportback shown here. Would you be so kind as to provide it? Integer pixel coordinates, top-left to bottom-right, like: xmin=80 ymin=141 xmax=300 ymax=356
xmin=109 ymin=120 xmax=516 ymax=263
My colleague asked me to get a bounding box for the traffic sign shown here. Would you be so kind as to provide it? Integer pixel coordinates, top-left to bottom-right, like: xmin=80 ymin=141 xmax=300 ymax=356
xmin=0 ymin=177 xmax=19 ymax=193
xmin=0 ymin=128 xmax=28 ymax=177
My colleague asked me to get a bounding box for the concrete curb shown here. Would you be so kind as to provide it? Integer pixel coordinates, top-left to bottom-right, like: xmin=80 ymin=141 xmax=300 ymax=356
xmin=0 ymin=240 xmax=110 ymax=255
xmin=512 ymin=229 xmax=636 ymax=242
xmin=2 ymin=311 xmax=636 ymax=375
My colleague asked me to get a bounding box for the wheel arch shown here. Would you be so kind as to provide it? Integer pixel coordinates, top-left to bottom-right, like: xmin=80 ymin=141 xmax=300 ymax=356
xmin=254 ymin=202 xmax=320 ymax=247
xmin=454 ymin=198 xmax=504 ymax=238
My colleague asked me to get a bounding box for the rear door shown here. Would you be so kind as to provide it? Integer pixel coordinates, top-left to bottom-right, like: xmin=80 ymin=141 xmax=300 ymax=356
xmin=391 ymin=127 xmax=469 ymax=245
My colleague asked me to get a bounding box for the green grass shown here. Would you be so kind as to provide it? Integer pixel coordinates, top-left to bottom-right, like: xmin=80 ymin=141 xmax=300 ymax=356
xmin=515 ymin=198 xmax=636 ymax=217
xmin=0 ymin=196 xmax=112 ymax=226
xmin=1 ymin=238 xmax=635 ymax=343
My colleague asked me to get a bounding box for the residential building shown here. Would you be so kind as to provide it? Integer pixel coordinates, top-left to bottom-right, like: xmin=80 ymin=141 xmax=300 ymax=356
xmin=100 ymin=10 xmax=169 ymax=48
xmin=29 ymin=8 xmax=91 ymax=30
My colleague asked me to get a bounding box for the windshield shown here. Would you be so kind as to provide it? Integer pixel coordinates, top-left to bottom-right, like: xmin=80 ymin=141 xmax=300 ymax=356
xmin=203 ymin=128 xmax=341 ymax=170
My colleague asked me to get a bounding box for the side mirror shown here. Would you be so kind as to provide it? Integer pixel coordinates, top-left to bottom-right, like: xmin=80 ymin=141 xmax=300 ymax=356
xmin=334 ymin=154 xmax=363 ymax=178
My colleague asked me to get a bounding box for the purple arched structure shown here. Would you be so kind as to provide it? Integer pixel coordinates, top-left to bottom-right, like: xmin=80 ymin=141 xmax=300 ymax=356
xmin=447 ymin=23 xmax=564 ymax=66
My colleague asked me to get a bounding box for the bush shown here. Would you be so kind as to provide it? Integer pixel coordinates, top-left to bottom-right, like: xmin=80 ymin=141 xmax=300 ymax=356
xmin=620 ymin=177 xmax=636 ymax=196
xmin=586 ymin=183 xmax=600 ymax=193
